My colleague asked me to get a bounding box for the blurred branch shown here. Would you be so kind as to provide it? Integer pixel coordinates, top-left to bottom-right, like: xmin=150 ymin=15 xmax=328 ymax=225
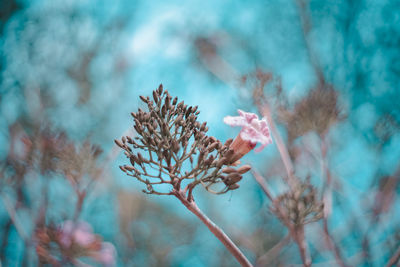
xmin=173 ymin=190 xmax=253 ymax=267
xmin=0 ymin=193 xmax=29 ymax=243
xmin=385 ymin=246 xmax=400 ymax=267
xmin=256 ymin=234 xmax=290 ymax=266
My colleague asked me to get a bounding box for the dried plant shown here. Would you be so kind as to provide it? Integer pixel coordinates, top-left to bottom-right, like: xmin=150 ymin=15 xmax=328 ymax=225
xmin=115 ymin=84 xmax=252 ymax=199
xmin=115 ymin=84 xmax=266 ymax=267
xmin=278 ymin=86 xmax=342 ymax=142
xmin=271 ymin=179 xmax=324 ymax=227
xmin=35 ymin=221 xmax=115 ymax=266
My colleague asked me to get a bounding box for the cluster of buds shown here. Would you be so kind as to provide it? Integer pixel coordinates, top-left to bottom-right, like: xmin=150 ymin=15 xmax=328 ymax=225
xmin=271 ymin=179 xmax=324 ymax=227
xmin=35 ymin=220 xmax=116 ymax=266
xmin=115 ymin=85 xmax=257 ymax=197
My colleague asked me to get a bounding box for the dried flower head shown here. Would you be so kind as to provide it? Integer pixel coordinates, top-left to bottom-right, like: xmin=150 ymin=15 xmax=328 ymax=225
xmin=224 ymin=110 xmax=272 ymax=162
xmin=278 ymin=87 xmax=341 ymax=142
xmin=271 ymin=179 xmax=324 ymax=226
xmin=116 ymin=84 xmax=252 ymax=197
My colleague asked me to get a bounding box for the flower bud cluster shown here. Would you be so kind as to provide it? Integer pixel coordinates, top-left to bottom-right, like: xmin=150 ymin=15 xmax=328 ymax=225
xmin=116 ymin=84 xmax=251 ymax=196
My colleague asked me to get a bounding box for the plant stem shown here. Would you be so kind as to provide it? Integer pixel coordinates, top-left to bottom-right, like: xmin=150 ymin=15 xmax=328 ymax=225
xmin=294 ymin=226 xmax=311 ymax=267
xmin=174 ymin=190 xmax=253 ymax=267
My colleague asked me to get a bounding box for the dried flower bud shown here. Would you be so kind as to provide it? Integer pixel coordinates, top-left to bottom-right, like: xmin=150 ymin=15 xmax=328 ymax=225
xmin=237 ymin=165 xmax=251 ymax=174
xmin=124 ymin=165 xmax=136 ymax=172
xmin=222 ymin=167 xmax=236 ymax=174
xmin=157 ymin=84 xmax=163 ymax=95
xmin=140 ymin=95 xmax=148 ymax=103
xmin=114 ymin=139 xmax=124 ymax=148
xmin=226 ymin=173 xmax=242 ymax=183
xmin=228 ymin=184 xmax=240 ymax=190
xmin=153 ymin=91 xmax=159 ymax=103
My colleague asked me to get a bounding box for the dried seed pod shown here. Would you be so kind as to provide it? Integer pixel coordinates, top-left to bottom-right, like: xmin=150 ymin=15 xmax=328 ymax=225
xmin=200 ymin=122 xmax=207 ymax=131
xmin=119 ymin=165 xmax=127 ymax=172
xmin=153 ymin=91 xmax=159 ymax=103
xmin=204 ymin=155 xmax=214 ymax=166
xmin=165 ymin=96 xmax=170 ymax=109
xmin=131 ymin=112 xmax=136 ymax=118
xmin=114 ymin=139 xmax=124 ymax=148
xmin=157 ymin=84 xmax=163 ymax=94
xmin=237 ymin=165 xmax=251 ymax=174
xmin=137 ymin=153 xmax=144 ymax=164
xmin=140 ymin=95 xmax=148 ymax=103
xmin=172 ymin=97 xmax=178 ymax=105
xmin=207 ymin=142 xmax=219 ymax=152
xmin=226 ymin=173 xmax=242 ymax=183
xmin=124 ymin=165 xmax=136 ymax=172
xmin=192 ymin=106 xmax=198 ymax=113
xmin=175 ymin=114 xmax=183 ymax=125
xmin=228 ymin=184 xmax=240 ymax=190
xmin=222 ymin=167 xmax=236 ymax=174
xmin=217 ymin=157 xmax=228 ymax=168
xmin=224 ymin=138 xmax=233 ymax=147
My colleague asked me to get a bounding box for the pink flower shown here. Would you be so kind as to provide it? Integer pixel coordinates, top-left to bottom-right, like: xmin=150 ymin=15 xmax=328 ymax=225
xmin=90 ymin=242 xmax=117 ymax=267
xmin=59 ymin=220 xmax=96 ymax=248
xmin=224 ymin=110 xmax=272 ymax=161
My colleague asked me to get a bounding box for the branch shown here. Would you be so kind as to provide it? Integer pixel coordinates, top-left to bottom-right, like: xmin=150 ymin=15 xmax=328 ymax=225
xmin=173 ymin=190 xmax=253 ymax=267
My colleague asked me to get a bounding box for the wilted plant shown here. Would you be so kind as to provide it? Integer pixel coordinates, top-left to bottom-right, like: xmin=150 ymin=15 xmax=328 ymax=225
xmin=115 ymin=84 xmax=273 ymax=267
xmin=35 ymin=220 xmax=116 ymax=266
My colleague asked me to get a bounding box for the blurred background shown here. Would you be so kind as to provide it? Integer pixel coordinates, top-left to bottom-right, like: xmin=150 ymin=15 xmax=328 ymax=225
xmin=1 ymin=0 xmax=400 ymax=266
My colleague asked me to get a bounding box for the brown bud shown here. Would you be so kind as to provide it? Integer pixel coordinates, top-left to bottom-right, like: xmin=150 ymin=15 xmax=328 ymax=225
xmin=153 ymin=91 xmax=159 ymax=103
xmin=200 ymin=122 xmax=207 ymax=131
xmin=119 ymin=165 xmax=127 ymax=172
xmin=207 ymin=142 xmax=218 ymax=152
xmin=237 ymin=165 xmax=251 ymax=174
xmin=172 ymin=97 xmax=178 ymax=105
xmin=192 ymin=106 xmax=198 ymax=113
xmin=204 ymin=155 xmax=214 ymax=166
xmin=137 ymin=153 xmax=144 ymax=164
xmin=114 ymin=139 xmax=124 ymax=148
xmin=217 ymin=157 xmax=228 ymax=168
xmin=228 ymin=184 xmax=240 ymax=190
xmin=129 ymin=156 xmax=136 ymax=166
xmin=175 ymin=114 xmax=183 ymax=125
xmin=124 ymin=165 xmax=136 ymax=172
xmin=157 ymin=84 xmax=163 ymax=94
xmin=222 ymin=167 xmax=236 ymax=174
xmin=227 ymin=173 xmax=242 ymax=183
xmin=139 ymin=95 xmax=147 ymax=103
xmin=131 ymin=112 xmax=136 ymax=118
xmin=224 ymin=138 xmax=233 ymax=147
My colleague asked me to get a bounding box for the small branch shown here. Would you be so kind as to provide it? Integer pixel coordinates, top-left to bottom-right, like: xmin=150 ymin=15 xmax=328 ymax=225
xmin=0 ymin=193 xmax=29 ymax=242
xmin=294 ymin=226 xmax=311 ymax=267
xmin=174 ymin=190 xmax=253 ymax=267
xmin=257 ymin=103 xmax=297 ymax=190
xmin=256 ymin=234 xmax=290 ymax=266
xmin=251 ymin=169 xmax=273 ymax=201
xmin=385 ymin=245 xmax=400 ymax=267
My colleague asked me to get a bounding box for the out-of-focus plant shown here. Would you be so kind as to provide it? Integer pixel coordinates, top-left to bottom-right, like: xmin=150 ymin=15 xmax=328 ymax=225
xmin=115 ymin=84 xmax=273 ymax=267
xmin=35 ymin=220 xmax=116 ymax=266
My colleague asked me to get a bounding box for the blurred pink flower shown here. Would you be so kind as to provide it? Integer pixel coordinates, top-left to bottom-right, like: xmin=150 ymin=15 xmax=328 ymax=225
xmin=90 ymin=242 xmax=117 ymax=267
xmin=59 ymin=220 xmax=96 ymax=248
xmin=224 ymin=110 xmax=272 ymax=161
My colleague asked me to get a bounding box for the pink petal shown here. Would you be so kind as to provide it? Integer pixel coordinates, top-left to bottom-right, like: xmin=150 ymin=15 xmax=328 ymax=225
xmin=223 ymin=115 xmax=247 ymax=126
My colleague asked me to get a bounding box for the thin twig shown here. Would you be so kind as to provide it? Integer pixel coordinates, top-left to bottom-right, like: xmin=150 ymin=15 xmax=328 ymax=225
xmin=251 ymin=169 xmax=274 ymax=201
xmin=256 ymin=234 xmax=290 ymax=266
xmin=0 ymin=193 xmax=29 ymax=242
xmin=385 ymin=245 xmax=400 ymax=267
xmin=320 ymin=135 xmax=348 ymax=267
